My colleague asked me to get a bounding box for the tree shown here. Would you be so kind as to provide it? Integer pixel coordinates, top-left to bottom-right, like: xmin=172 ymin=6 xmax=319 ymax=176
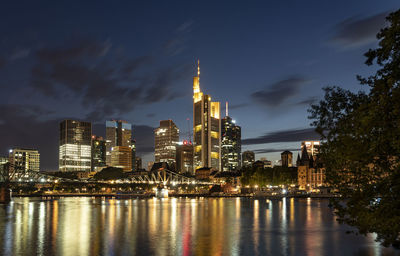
xmin=93 ymin=167 xmax=128 ymax=180
xmin=309 ymin=10 xmax=400 ymax=248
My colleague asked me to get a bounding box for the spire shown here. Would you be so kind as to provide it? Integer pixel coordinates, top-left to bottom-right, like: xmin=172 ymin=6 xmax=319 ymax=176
xmin=197 ymin=59 xmax=200 ymax=77
xmin=226 ymin=101 xmax=228 ymax=117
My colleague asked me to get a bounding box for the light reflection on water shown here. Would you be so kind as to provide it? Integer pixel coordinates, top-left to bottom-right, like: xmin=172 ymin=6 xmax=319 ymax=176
xmin=0 ymin=197 xmax=398 ymax=256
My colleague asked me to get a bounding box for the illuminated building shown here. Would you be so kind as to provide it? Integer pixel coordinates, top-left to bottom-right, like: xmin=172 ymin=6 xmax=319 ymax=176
xmin=106 ymin=120 xmax=132 ymax=171
xmin=147 ymin=161 xmax=154 ymax=171
xmin=242 ymin=151 xmax=255 ymax=167
xmin=281 ymin=151 xmax=293 ymax=167
xmin=9 ymin=148 xmax=40 ymax=172
xmin=297 ymin=144 xmax=325 ymax=191
xmin=176 ymin=141 xmax=194 ymax=174
xmin=131 ymin=139 xmax=136 ymax=171
xmin=193 ymin=60 xmax=221 ymax=170
xmin=135 ymin=157 xmax=142 ymax=171
xmin=301 ymin=141 xmax=320 ymax=158
xmin=154 ymin=120 xmax=179 ymax=170
xmin=59 ymin=120 xmax=91 ymax=172
xmin=91 ymin=135 xmax=106 ymax=171
xmin=0 ymin=156 xmax=8 ymax=165
xmin=110 ymin=146 xmax=132 ymax=172
xmin=260 ymin=157 xmax=272 ymax=168
xmin=221 ymin=102 xmax=241 ymax=171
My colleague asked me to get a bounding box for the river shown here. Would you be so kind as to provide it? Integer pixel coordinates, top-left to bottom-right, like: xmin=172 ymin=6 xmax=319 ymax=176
xmin=0 ymin=197 xmax=398 ymax=255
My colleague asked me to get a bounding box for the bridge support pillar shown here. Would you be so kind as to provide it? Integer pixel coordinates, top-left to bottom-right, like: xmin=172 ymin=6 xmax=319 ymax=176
xmin=0 ymin=184 xmax=11 ymax=204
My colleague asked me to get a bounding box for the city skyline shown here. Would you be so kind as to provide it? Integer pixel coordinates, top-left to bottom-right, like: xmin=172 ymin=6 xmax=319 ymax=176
xmin=1 ymin=1 xmax=399 ymax=170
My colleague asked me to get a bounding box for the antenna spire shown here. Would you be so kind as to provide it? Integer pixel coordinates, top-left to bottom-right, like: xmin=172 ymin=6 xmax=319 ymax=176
xmin=197 ymin=59 xmax=200 ymax=77
xmin=226 ymin=101 xmax=228 ymax=117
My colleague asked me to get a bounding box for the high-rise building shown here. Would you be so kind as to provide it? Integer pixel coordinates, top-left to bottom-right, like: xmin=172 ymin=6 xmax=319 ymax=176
xmin=176 ymin=141 xmax=194 ymax=174
xmin=59 ymin=120 xmax=91 ymax=172
xmin=91 ymin=135 xmax=106 ymax=171
xmin=154 ymin=120 xmax=179 ymax=169
xmin=9 ymin=148 xmax=40 ymax=172
xmin=281 ymin=151 xmax=293 ymax=167
xmin=301 ymin=141 xmax=320 ymax=158
xmin=131 ymin=139 xmax=136 ymax=171
xmin=135 ymin=157 xmax=142 ymax=171
xmin=147 ymin=161 xmax=154 ymax=171
xmin=242 ymin=151 xmax=255 ymax=167
xmin=106 ymin=120 xmax=132 ymax=171
xmin=221 ymin=102 xmax=241 ymax=171
xmin=260 ymin=157 xmax=272 ymax=168
xmin=193 ymin=61 xmax=221 ymax=171
xmin=0 ymin=156 xmax=8 ymax=165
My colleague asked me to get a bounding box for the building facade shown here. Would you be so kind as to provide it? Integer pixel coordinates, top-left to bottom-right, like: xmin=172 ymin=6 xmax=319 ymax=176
xmin=193 ymin=61 xmax=221 ymax=171
xmin=242 ymin=151 xmax=255 ymax=167
xmin=301 ymin=141 xmax=320 ymax=158
xmin=131 ymin=139 xmax=136 ymax=171
xmin=281 ymin=151 xmax=293 ymax=167
xmin=106 ymin=120 xmax=132 ymax=171
xmin=154 ymin=120 xmax=179 ymax=169
xmin=9 ymin=148 xmax=40 ymax=172
xmin=221 ymin=112 xmax=241 ymax=171
xmin=297 ymin=144 xmax=325 ymax=191
xmin=91 ymin=135 xmax=106 ymax=171
xmin=59 ymin=120 xmax=91 ymax=172
xmin=135 ymin=157 xmax=142 ymax=171
xmin=176 ymin=141 xmax=194 ymax=174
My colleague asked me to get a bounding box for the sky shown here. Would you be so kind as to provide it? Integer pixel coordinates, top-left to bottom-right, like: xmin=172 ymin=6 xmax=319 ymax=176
xmin=0 ymin=1 xmax=398 ymax=171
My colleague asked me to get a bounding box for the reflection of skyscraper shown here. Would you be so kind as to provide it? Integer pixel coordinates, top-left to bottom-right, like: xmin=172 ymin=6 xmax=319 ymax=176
xmin=154 ymin=120 xmax=179 ymax=169
xmin=59 ymin=120 xmax=92 ymax=172
xmin=176 ymin=141 xmax=194 ymax=174
xmin=91 ymin=135 xmax=106 ymax=171
xmin=106 ymin=120 xmax=132 ymax=171
xmin=242 ymin=151 xmax=255 ymax=167
xmin=221 ymin=103 xmax=241 ymax=171
xmin=193 ymin=61 xmax=221 ymax=170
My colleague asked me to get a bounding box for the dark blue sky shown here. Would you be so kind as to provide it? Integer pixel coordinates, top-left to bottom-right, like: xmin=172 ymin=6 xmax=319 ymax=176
xmin=1 ymin=1 xmax=398 ymax=170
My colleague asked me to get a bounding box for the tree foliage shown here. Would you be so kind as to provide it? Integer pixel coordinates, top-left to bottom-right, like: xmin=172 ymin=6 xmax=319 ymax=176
xmin=309 ymin=10 xmax=400 ymax=248
xmin=93 ymin=167 xmax=128 ymax=180
xmin=241 ymin=165 xmax=297 ymax=186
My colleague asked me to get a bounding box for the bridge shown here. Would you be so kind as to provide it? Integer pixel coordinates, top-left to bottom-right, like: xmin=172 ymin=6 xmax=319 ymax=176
xmin=0 ymin=163 xmax=213 ymax=185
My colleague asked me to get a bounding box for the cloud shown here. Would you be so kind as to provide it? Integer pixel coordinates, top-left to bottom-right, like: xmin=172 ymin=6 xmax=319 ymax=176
xmin=253 ymin=148 xmax=299 ymax=154
xmin=0 ymin=57 xmax=6 ymax=69
xmin=229 ymin=103 xmax=249 ymax=110
xmin=330 ymin=11 xmax=389 ymax=49
xmin=242 ymin=128 xmax=320 ymax=145
xmin=163 ymin=20 xmax=193 ymax=56
xmin=9 ymin=48 xmax=30 ymax=60
xmin=146 ymin=113 xmax=156 ymax=118
xmin=295 ymin=96 xmax=318 ymax=106
xmin=251 ymin=76 xmax=309 ymax=107
xmin=0 ymin=104 xmax=60 ymax=171
xmin=30 ymin=39 xmax=190 ymax=121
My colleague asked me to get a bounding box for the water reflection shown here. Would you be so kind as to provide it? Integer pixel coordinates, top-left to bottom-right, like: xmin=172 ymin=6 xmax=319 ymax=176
xmin=0 ymin=197 xmax=398 ymax=256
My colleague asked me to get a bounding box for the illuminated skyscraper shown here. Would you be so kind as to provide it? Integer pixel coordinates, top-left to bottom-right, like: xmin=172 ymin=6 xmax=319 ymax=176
xmin=9 ymin=148 xmax=40 ymax=172
xmin=193 ymin=60 xmax=221 ymax=170
xmin=301 ymin=141 xmax=320 ymax=158
xmin=131 ymin=139 xmax=136 ymax=171
xmin=59 ymin=120 xmax=91 ymax=172
xmin=154 ymin=120 xmax=179 ymax=169
xmin=91 ymin=135 xmax=106 ymax=171
xmin=281 ymin=151 xmax=293 ymax=167
xmin=176 ymin=141 xmax=194 ymax=174
xmin=221 ymin=102 xmax=241 ymax=171
xmin=105 ymin=120 xmax=132 ymax=171
xmin=242 ymin=151 xmax=255 ymax=167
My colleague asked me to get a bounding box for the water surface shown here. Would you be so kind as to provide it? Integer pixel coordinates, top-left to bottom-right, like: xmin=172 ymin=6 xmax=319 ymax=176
xmin=0 ymin=197 xmax=398 ymax=256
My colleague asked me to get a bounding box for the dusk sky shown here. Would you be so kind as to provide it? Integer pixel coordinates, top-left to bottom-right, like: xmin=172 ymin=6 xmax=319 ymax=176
xmin=1 ymin=1 xmax=398 ymax=171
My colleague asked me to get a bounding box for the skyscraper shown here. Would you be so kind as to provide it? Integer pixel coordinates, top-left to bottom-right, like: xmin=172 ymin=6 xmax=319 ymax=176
xmin=176 ymin=141 xmax=194 ymax=174
xmin=131 ymin=139 xmax=136 ymax=171
xmin=242 ymin=151 xmax=255 ymax=167
xmin=91 ymin=135 xmax=106 ymax=171
xmin=59 ymin=120 xmax=91 ymax=172
xmin=135 ymin=157 xmax=142 ymax=171
xmin=154 ymin=120 xmax=179 ymax=169
xmin=221 ymin=102 xmax=241 ymax=171
xmin=106 ymin=120 xmax=132 ymax=171
xmin=193 ymin=61 xmax=221 ymax=171
xmin=9 ymin=148 xmax=40 ymax=172
xmin=281 ymin=151 xmax=293 ymax=167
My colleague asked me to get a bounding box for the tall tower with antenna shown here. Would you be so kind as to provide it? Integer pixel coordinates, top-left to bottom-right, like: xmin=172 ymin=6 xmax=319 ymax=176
xmin=192 ymin=60 xmax=221 ymax=171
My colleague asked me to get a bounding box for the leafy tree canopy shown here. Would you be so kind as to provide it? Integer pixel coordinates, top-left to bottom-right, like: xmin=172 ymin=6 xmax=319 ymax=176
xmin=309 ymin=10 xmax=400 ymax=248
xmin=93 ymin=167 xmax=128 ymax=180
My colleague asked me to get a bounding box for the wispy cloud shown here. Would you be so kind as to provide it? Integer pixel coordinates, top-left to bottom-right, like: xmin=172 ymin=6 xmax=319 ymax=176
xmin=242 ymin=128 xmax=320 ymax=145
